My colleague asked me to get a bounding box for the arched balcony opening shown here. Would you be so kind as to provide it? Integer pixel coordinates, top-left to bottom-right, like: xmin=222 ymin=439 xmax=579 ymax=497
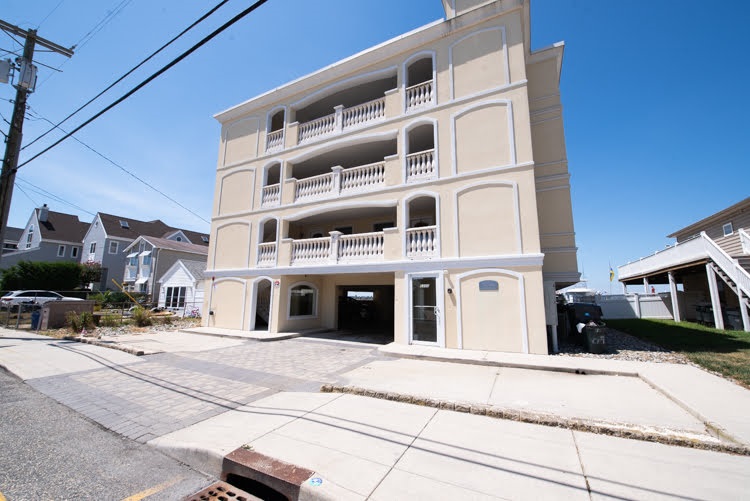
xmin=286 ymin=205 xmax=397 ymax=265
xmin=289 ymin=139 xmax=397 ymax=203
xmin=405 ymin=195 xmax=439 ymax=259
xmin=266 ymin=109 xmax=285 ymax=152
xmin=261 ymin=162 xmax=281 ymax=207
xmin=405 ymin=56 xmax=435 ymax=111
xmin=257 ymin=219 xmax=278 ymax=267
xmin=405 ymin=123 xmax=436 ymax=183
xmin=295 ymin=74 xmax=396 ymax=144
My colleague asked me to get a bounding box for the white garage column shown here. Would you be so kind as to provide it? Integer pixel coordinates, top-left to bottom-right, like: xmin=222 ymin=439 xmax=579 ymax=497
xmin=705 ymin=264 xmax=724 ymax=330
xmin=668 ymin=271 xmax=681 ymax=322
xmin=643 ymin=277 xmax=650 ymax=294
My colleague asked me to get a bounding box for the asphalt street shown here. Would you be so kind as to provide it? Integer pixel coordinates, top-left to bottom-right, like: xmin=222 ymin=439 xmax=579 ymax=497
xmin=0 ymin=368 xmax=213 ymax=501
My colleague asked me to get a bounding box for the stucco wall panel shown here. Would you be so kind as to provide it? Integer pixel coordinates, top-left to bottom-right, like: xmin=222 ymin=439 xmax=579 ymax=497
xmin=210 ymin=279 xmax=246 ymax=329
xmin=219 ymin=170 xmax=255 ymax=215
xmin=537 ymin=189 xmax=574 ymax=235
xmin=451 ymin=28 xmax=507 ymax=99
xmin=456 ymin=184 xmax=518 ymax=256
xmin=223 ymin=117 xmax=260 ymax=166
xmin=459 ymin=271 xmax=522 ymax=352
xmin=214 ymin=223 xmax=251 ymax=270
xmin=454 ymin=103 xmax=512 ymax=173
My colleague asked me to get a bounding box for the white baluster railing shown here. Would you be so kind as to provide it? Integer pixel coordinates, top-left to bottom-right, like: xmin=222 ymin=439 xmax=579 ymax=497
xmin=261 ymin=183 xmax=280 ymax=207
xmin=256 ymin=242 xmax=277 ymax=267
xmin=295 ymin=172 xmax=335 ymax=201
xmin=406 ymin=225 xmax=438 ymax=258
xmin=740 ymin=228 xmax=750 ymax=255
xmin=342 ymin=97 xmax=386 ymax=130
xmin=298 ymin=113 xmax=336 ymax=143
xmin=406 ymin=149 xmax=435 ymax=182
xmin=340 ymin=161 xmax=385 ymax=193
xmin=291 ymin=237 xmax=332 ymax=264
xmin=701 ymin=232 xmax=750 ymax=299
xmin=338 ymin=232 xmax=384 ymax=262
xmin=405 ymin=80 xmax=434 ymax=111
xmin=266 ymin=129 xmax=283 ymax=152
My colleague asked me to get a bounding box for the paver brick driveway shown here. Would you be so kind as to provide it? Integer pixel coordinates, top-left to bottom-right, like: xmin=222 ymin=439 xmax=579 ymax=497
xmin=28 ymin=337 xmax=384 ymax=443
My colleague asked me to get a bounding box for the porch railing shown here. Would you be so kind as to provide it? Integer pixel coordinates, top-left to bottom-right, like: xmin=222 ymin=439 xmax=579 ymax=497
xmin=298 ymin=97 xmax=386 ymax=144
xmin=406 ymin=225 xmax=438 ymax=258
xmin=406 ymin=149 xmax=435 ymax=182
xmin=291 ymin=237 xmax=332 ymax=264
xmin=340 ymin=161 xmax=386 ymax=194
xmin=261 ymin=183 xmax=280 ymax=207
xmin=257 ymin=242 xmax=277 ymax=267
xmin=339 ymin=232 xmax=384 ymax=262
xmin=740 ymin=228 xmax=750 ymax=255
xmin=265 ymin=129 xmax=283 ymax=152
xmin=405 ymin=80 xmax=434 ymax=111
xmin=295 ymin=172 xmax=334 ymax=201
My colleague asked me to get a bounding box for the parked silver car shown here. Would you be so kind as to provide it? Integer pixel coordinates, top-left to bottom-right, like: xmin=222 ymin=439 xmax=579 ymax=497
xmin=0 ymin=290 xmax=84 ymax=309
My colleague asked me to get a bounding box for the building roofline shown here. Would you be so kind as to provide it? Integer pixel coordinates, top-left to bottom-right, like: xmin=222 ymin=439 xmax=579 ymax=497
xmin=667 ymin=197 xmax=750 ymax=238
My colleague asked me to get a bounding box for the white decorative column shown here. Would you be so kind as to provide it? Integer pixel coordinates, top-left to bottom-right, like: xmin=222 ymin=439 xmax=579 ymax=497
xmin=633 ymin=293 xmax=642 ymax=318
xmin=643 ymin=277 xmax=650 ymax=294
xmin=328 ymin=231 xmax=342 ymax=264
xmin=706 ymin=263 xmax=724 ymax=330
xmin=668 ymin=271 xmax=681 ymax=322
xmin=334 ymin=105 xmax=344 ymax=133
xmin=331 ymin=166 xmax=343 ymax=195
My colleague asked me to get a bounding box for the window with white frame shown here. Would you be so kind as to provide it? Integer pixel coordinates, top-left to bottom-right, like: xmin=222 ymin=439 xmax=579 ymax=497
xmin=288 ymin=283 xmax=317 ymax=318
xmin=165 ymin=286 xmax=187 ymax=308
xmin=26 ymin=225 xmax=34 ymax=248
xmin=723 ymin=222 xmax=733 ymax=236
xmin=71 ymin=247 xmax=79 ymax=258
xmin=57 ymin=245 xmax=65 ymax=257
xmin=109 ymin=241 xmax=119 ymax=254
xmin=143 ymin=254 xmax=152 ymax=265
xmin=128 ymin=255 xmax=138 ymax=266
xmin=89 ymin=242 xmax=96 ymax=254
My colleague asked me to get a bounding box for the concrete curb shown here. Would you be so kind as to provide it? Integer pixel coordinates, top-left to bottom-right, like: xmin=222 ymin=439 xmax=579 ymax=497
xmin=320 ymin=384 xmax=750 ymax=456
xmin=62 ymin=336 xmax=146 ymax=356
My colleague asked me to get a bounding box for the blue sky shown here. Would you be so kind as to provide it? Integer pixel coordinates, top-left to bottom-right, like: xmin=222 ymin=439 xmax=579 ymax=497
xmin=1 ymin=0 xmax=748 ymax=293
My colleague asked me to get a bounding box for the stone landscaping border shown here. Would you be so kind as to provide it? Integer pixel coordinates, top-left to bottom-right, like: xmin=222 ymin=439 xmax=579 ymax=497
xmin=62 ymin=336 xmax=146 ymax=356
xmin=320 ymin=384 xmax=750 ymax=457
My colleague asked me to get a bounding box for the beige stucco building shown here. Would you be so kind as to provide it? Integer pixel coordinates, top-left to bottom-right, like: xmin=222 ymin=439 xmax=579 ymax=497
xmin=205 ymin=0 xmax=579 ymax=354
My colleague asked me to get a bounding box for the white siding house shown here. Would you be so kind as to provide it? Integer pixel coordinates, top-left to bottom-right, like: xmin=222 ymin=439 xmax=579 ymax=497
xmin=157 ymin=259 xmax=206 ymax=315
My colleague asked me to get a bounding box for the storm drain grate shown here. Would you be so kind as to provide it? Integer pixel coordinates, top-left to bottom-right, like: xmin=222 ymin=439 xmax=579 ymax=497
xmin=184 ymin=480 xmax=260 ymax=501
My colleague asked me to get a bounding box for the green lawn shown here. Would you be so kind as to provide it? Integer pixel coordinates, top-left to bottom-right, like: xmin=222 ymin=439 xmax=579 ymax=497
xmin=606 ymin=319 xmax=750 ymax=389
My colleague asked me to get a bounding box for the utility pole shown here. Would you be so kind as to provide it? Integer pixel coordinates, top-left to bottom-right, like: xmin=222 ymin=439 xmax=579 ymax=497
xmin=0 ymin=20 xmax=73 ymax=260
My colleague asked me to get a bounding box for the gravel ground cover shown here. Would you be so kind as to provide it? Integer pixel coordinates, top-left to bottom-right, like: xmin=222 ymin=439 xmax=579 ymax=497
xmin=555 ymin=327 xmax=693 ymax=365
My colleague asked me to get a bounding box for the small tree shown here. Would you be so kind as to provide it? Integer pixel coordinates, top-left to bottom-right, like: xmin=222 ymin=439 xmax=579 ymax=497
xmin=80 ymin=261 xmax=102 ymax=288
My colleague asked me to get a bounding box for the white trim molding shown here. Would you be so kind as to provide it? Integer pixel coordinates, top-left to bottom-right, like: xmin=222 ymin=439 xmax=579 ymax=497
xmin=212 ymin=221 xmax=252 ymax=270
xmin=402 ymin=50 xmax=437 ymax=114
xmin=218 ymin=167 xmax=256 ymax=217
xmin=455 ymin=268 xmax=529 ymax=353
xmin=402 ymin=117 xmax=439 ymax=184
xmin=402 ymin=190 xmax=442 ymax=259
xmin=222 ymin=115 xmax=260 ymax=167
xmin=453 ymin=180 xmax=522 ymax=256
xmin=448 ymin=25 xmax=509 ymax=101
xmin=249 ymin=276 xmax=274 ymax=331
xmin=406 ymin=270 xmax=446 ymax=348
xmin=212 ymin=277 xmax=248 ymax=331
xmin=450 ymin=99 xmax=516 ymax=176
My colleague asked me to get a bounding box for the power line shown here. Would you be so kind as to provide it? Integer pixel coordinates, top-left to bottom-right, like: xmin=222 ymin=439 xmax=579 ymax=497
xmin=74 ymin=0 xmax=134 ymax=51
xmin=25 ymin=106 xmax=209 ymax=224
xmin=24 ymin=0 xmax=232 ymax=151
xmin=17 ymin=0 xmax=271 ymax=170
xmin=36 ymin=0 xmax=66 ymax=29
xmin=14 ymin=183 xmax=39 ymax=206
xmin=16 ymin=177 xmax=95 ymax=216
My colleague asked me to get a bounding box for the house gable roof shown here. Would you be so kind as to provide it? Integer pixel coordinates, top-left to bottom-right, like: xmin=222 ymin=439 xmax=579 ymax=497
xmin=37 ymin=209 xmax=89 ymax=243
xmin=124 ymin=235 xmax=208 ymax=256
xmin=98 ymin=213 xmax=173 ymax=240
xmin=668 ymin=197 xmax=750 ymax=238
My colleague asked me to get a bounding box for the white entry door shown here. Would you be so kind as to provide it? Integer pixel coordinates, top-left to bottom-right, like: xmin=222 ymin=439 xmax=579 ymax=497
xmin=409 ymin=272 xmax=444 ymax=346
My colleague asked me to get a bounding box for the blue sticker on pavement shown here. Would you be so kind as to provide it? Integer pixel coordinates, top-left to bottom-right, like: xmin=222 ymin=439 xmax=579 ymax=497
xmin=309 ymin=477 xmax=323 ymax=486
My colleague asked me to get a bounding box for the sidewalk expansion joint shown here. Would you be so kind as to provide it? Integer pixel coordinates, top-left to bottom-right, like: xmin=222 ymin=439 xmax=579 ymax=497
xmin=320 ymin=384 xmax=750 ymax=457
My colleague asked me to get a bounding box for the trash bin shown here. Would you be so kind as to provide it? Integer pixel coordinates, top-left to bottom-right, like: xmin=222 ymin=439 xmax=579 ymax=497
xmin=31 ymin=310 xmax=41 ymax=330
xmin=584 ymin=322 xmax=607 ymax=354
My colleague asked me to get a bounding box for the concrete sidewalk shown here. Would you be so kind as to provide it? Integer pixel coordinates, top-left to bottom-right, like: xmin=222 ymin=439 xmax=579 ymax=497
xmin=2 ymin=327 xmax=750 ymax=499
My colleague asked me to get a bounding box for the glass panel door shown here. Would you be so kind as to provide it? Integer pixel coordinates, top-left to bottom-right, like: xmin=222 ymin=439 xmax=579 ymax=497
xmin=411 ymin=276 xmax=438 ymax=343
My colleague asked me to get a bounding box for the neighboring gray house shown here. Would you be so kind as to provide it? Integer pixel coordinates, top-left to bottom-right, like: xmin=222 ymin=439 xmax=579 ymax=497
xmin=3 ymin=226 xmax=23 ymax=254
xmin=157 ymin=259 xmax=206 ymax=314
xmin=0 ymin=204 xmax=88 ymax=268
xmin=81 ymin=213 xmax=209 ymax=291
xmin=122 ymin=236 xmax=208 ymax=300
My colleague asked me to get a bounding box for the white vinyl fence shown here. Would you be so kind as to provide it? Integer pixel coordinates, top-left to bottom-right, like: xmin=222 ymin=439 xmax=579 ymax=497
xmin=596 ymin=292 xmax=684 ymax=320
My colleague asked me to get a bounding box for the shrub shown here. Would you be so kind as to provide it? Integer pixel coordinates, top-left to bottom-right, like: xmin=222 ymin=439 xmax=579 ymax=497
xmin=100 ymin=314 xmax=120 ymax=327
xmin=131 ymin=306 xmax=152 ymax=327
xmin=66 ymin=311 xmax=95 ymax=333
